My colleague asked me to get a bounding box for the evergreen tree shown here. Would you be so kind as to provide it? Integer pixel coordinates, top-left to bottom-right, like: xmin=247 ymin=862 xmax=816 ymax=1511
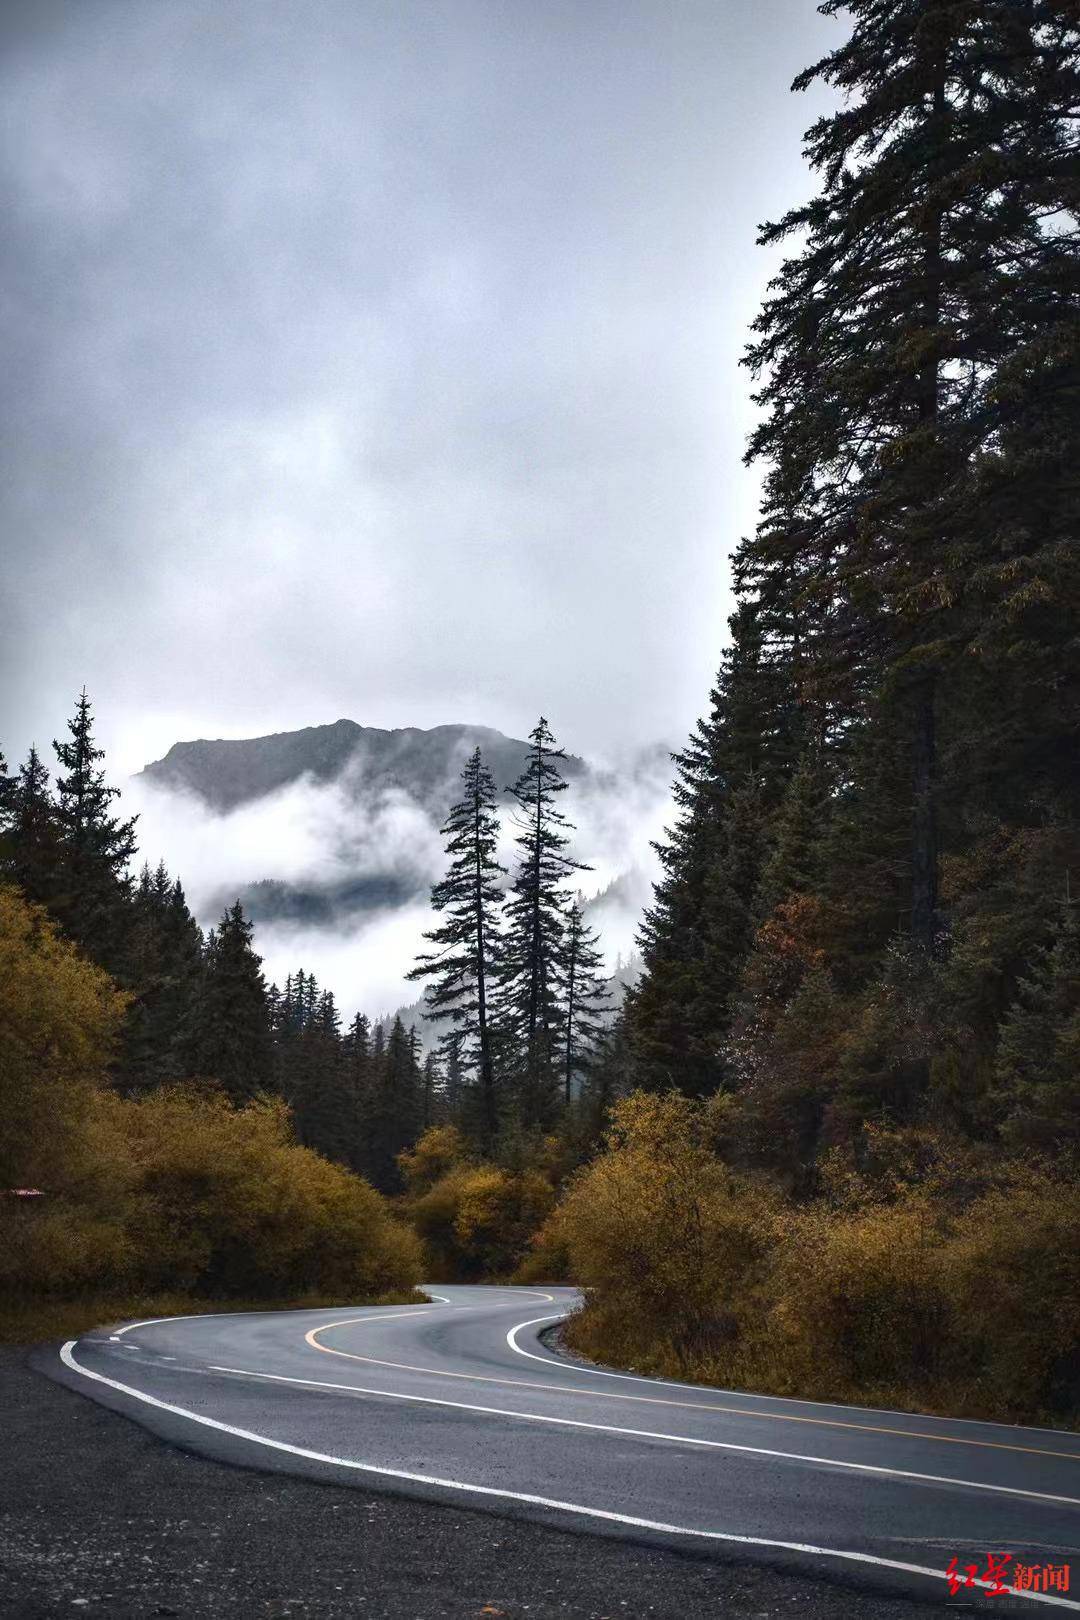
xmin=438 ymin=1024 xmax=468 ymax=1118
xmin=995 ymin=891 xmax=1080 ymax=1152
xmin=757 ymin=751 xmax=834 ymax=917
xmin=1 ymin=746 xmax=62 ymax=905
xmin=421 ymin=1049 xmax=443 ymax=1130
xmin=119 ymin=861 xmax=204 ymax=1091
xmin=291 ymin=988 xmax=353 ymax=1162
xmin=561 ymin=901 xmax=609 ymax=1104
xmin=579 ymin=1009 xmax=634 ymax=1141
xmin=0 ymin=749 xmax=13 ymax=825
xmin=628 ymin=608 xmax=794 ymax=1094
xmin=51 ymin=690 xmax=138 ymax=969
xmin=741 ymin=0 xmax=1080 ymax=954
xmin=497 ymin=718 xmax=586 ymax=1130
xmin=195 ymin=901 xmax=274 ymax=1103
xmin=358 ymin=1015 xmax=423 ymax=1191
xmin=407 ymin=747 xmax=505 ymax=1148
xmin=341 ymin=1010 xmax=373 ymax=1174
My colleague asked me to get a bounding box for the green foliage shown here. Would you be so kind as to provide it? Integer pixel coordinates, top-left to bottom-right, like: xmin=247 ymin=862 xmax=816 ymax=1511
xmin=50 ymin=690 xmax=139 ymax=972
xmin=625 ymin=1 xmax=1080 ymax=1209
xmin=120 ymin=862 xmax=205 ymax=1092
xmin=560 ymin=901 xmax=609 ymax=1104
xmin=994 ymin=897 xmax=1080 ymax=1151
xmin=408 ymin=746 xmax=505 ymax=1147
xmin=0 ymin=884 xmax=421 ymax=1308
xmin=497 ymin=718 xmax=587 ymax=1130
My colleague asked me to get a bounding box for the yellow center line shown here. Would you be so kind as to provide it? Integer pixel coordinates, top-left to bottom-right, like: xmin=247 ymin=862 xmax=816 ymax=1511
xmin=303 ymin=1320 xmax=1080 ymax=1465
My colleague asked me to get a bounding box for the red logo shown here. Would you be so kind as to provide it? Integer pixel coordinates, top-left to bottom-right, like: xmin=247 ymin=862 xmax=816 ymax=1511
xmin=945 ymin=1554 xmax=1070 ymax=1596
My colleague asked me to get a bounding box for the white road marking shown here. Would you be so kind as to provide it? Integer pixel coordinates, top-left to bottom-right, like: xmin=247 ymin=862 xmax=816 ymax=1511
xmin=506 ymin=1313 xmax=1080 ymax=1441
xmin=218 ymin=1356 xmax=1080 ymax=1509
xmin=106 ymin=1301 xmax=437 ymax=1340
xmin=307 ymin=1317 xmax=1080 ymax=1465
xmin=57 ymin=1341 xmax=1080 ymax=1610
xmin=111 ymin=1311 xmax=256 ymax=1338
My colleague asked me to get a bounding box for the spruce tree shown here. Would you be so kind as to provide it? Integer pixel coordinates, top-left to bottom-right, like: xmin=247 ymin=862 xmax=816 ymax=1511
xmin=341 ymin=1011 xmax=372 ymax=1172
xmin=995 ymin=892 xmax=1080 ymax=1152
xmin=1 ymin=746 xmax=62 ymax=905
xmin=51 ymin=691 xmax=138 ymax=969
xmin=119 ymin=861 xmax=204 ymax=1091
xmin=756 ymin=751 xmax=834 ymax=917
xmin=421 ymin=1050 xmax=443 ymax=1130
xmin=195 ymin=901 xmax=274 ymax=1103
xmin=0 ymin=749 xmax=13 ymax=827
xmin=497 ymin=718 xmax=586 ymax=1131
xmin=292 ymin=988 xmax=352 ymax=1162
xmin=438 ymin=1024 xmax=468 ymax=1117
xmin=741 ymin=0 xmax=1080 ymax=954
xmin=561 ymin=901 xmax=609 ymax=1105
xmin=357 ymin=1015 xmax=423 ymax=1191
xmin=407 ymin=747 xmax=505 ymax=1147
xmin=628 ymin=607 xmax=794 ymax=1094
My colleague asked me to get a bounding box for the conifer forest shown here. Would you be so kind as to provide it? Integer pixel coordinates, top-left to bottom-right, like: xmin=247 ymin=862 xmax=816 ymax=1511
xmin=3 ymin=1 xmax=1080 ymax=1426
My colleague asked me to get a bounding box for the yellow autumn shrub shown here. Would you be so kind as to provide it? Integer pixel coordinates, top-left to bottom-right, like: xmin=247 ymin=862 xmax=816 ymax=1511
xmin=559 ymin=1093 xmax=781 ymax=1375
xmin=0 ymin=882 xmax=128 ymax=1195
xmin=0 ymin=882 xmax=421 ymax=1309
xmin=557 ymin=1091 xmax=1080 ymax=1421
xmin=122 ymin=1088 xmax=422 ymax=1299
xmin=402 ymin=1127 xmax=556 ymax=1279
xmin=941 ymin=1170 xmax=1080 ymax=1417
xmin=453 ymin=1164 xmax=555 ymax=1277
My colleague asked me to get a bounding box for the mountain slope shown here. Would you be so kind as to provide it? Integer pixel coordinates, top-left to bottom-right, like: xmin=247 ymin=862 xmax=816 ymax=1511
xmin=138 ymin=720 xmax=587 ymax=813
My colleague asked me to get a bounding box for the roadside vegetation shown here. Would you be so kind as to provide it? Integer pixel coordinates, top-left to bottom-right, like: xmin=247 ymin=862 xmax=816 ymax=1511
xmin=536 ymin=1095 xmax=1080 ymax=1426
xmin=0 ymin=883 xmax=422 ymax=1341
xmin=3 ymin=2 xmax=1077 ymax=1422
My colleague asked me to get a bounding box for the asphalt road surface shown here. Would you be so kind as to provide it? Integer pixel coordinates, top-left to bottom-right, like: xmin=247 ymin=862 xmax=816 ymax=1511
xmin=50 ymin=1284 xmax=1080 ymax=1611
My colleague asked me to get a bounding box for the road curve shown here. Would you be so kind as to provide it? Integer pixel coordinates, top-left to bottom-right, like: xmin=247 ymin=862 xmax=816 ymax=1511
xmin=51 ymin=1285 xmax=1080 ymax=1610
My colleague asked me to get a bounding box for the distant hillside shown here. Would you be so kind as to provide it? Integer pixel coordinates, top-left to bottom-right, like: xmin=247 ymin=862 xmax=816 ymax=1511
xmin=138 ymin=720 xmax=587 ymax=814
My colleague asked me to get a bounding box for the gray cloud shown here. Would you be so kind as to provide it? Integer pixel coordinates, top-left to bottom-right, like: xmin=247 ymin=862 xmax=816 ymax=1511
xmin=1 ymin=0 xmax=838 ymax=779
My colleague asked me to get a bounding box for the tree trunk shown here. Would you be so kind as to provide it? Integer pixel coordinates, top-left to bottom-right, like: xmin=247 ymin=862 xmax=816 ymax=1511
xmin=910 ymin=48 xmax=946 ymax=954
xmin=911 ymin=678 xmax=937 ymax=951
xmin=473 ymin=794 xmax=497 ymax=1150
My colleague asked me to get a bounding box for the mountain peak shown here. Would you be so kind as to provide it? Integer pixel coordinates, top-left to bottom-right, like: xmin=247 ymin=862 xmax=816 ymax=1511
xmin=138 ymin=719 xmax=586 ymax=815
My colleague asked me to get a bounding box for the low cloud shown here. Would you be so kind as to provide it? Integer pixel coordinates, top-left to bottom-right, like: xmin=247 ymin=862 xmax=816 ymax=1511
xmin=126 ymin=741 xmax=676 ymax=1020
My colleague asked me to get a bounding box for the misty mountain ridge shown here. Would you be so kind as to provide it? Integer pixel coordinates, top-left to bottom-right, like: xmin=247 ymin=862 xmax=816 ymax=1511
xmin=138 ymin=719 xmax=588 ymax=815
xmin=134 ymin=720 xmax=672 ymax=969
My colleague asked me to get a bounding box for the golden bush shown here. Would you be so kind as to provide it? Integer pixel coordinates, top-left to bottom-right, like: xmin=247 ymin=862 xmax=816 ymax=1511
xmin=0 ymin=883 xmax=129 ymax=1195
xmin=123 ymin=1088 xmax=422 ymax=1299
xmin=559 ymin=1093 xmax=781 ymax=1374
xmin=0 ymin=883 xmax=421 ymax=1308
xmin=556 ymin=1090 xmax=1080 ymax=1422
xmin=408 ymin=1159 xmax=555 ymax=1279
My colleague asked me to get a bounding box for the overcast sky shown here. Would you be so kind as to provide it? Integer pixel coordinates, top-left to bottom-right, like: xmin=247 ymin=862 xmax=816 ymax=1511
xmin=2 ymin=0 xmax=838 ymax=778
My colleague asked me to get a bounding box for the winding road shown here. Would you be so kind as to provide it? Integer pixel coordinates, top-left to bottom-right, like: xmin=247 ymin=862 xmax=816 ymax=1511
xmin=53 ymin=1285 xmax=1080 ymax=1610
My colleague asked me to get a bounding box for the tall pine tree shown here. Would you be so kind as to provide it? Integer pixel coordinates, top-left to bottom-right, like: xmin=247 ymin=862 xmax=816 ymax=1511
xmin=195 ymin=901 xmax=274 ymax=1103
xmin=497 ymin=719 xmax=586 ymax=1131
xmin=1 ymin=746 xmax=62 ymax=905
xmin=561 ymin=901 xmax=609 ymax=1105
xmin=51 ymin=690 xmax=138 ymax=971
xmin=741 ymin=0 xmax=1080 ymax=955
xmin=407 ymin=747 xmax=505 ymax=1147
